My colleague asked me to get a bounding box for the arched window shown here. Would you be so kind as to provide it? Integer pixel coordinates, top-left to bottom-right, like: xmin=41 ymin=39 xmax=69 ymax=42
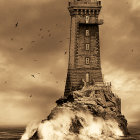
xmin=86 ymin=16 xmax=90 ymax=23
xmin=86 ymin=30 xmax=89 ymax=36
xmin=86 ymin=73 xmax=90 ymax=82
xmin=86 ymin=44 xmax=90 ymax=50
xmin=85 ymin=57 xmax=90 ymax=64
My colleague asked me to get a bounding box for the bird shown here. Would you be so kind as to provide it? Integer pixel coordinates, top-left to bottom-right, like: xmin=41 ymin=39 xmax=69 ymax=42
xmin=49 ymin=34 xmax=51 ymax=37
xmin=47 ymin=30 xmax=50 ymax=32
xmin=11 ymin=38 xmax=14 ymax=41
xmin=34 ymin=59 xmax=38 ymax=62
xmin=19 ymin=48 xmax=23 ymax=50
xmin=64 ymin=50 xmax=67 ymax=55
xmin=40 ymin=28 xmax=43 ymax=31
xmin=15 ymin=22 xmax=18 ymax=27
xmin=30 ymin=95 xmax=32 ymax=98
xmin=131 ymin=49 xmax=134 ymax=52
xmin=31 ymin=41 xmax=35 ymax=43
xmin=31 ymin=75 xmax=35 ymax=78
xmin=59 ymin=41 xmax=63 ymax=43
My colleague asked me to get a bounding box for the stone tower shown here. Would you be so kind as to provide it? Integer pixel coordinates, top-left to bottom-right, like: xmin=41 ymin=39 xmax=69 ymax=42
xmin=65 ymin=0 xmax=103 ymax=96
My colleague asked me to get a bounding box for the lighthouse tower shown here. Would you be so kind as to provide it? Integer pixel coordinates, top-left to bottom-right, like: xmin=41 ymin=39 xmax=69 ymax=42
xmin=65 ymin=0 xmax=104 ymax=96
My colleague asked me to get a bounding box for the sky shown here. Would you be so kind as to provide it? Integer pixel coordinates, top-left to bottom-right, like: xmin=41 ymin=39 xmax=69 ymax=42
xmin=0 ymin=0 xmax=140 ymax=126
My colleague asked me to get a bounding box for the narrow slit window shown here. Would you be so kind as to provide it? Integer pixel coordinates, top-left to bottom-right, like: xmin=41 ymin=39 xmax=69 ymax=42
xmin=86 ymin=73 xmax=90 ymax=82
xmin=86 ymin=30 xmax=89 ymax=36
xmin=86 ymin=44 xmax=90 ymax=50
xmin=85 ymin=57 xmax=90 ymax=65
xmin=86 ymin=16 xmax=90 ymax=23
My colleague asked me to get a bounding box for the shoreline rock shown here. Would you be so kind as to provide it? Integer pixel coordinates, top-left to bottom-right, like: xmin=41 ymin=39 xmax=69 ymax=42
xmin=27 ymin=85 xmax=133 ymax=140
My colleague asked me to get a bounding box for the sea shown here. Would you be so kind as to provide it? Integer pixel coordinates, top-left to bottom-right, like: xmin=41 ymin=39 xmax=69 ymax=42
xmin=0 ymin=126 xmax=25 ymax=140
xmin=0 ymin=123 xmax=140 ymax=140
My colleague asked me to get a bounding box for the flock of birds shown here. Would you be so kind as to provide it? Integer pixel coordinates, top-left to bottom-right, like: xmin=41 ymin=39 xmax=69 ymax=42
xmin=6 ymin=17 xmax=135 ymax=98
xmin=13 ymin=21 xmax=68 ymax=54
xmin=7 ymin=21 xmax=69 ymax=98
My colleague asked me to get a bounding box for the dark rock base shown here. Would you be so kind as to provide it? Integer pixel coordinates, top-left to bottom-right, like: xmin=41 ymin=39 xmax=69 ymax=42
xmin=25 ymin=85 xmax=132 ymax=140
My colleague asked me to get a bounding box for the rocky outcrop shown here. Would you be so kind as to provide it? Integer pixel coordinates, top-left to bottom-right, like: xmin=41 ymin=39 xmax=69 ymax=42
xmin=55 ymin=86 xmax=128 ymax=136
xmin=26 ymin=84 xmax=134 ymax=140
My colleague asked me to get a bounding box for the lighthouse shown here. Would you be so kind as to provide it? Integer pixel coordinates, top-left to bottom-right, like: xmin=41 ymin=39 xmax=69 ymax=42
xmin=65 ymin=0 xmax=104 ymax=96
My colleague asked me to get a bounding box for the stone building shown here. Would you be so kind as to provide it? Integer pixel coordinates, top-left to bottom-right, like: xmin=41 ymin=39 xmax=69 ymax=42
xmin=65 ymin=0 xmax=104 ymax=96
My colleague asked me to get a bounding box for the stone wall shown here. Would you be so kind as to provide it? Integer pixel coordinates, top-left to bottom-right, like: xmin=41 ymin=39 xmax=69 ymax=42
xmin=65 ymin=5 xmax=103 ymax=95
xmin=64 ymin=68 xmax=103 ymax=96
xmin=76 ymin=24 xmax=101 ymax=69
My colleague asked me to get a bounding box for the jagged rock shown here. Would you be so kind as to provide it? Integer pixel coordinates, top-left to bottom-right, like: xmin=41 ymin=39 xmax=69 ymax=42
xmin=106 ymin=102 xmax=115 ymax=107
xmin=69 ymin=116 xmax=83 ymax=134
xmin=29 ymin=131 xmax=39 ymax=140
xmin=29 ymin=86 xmax=130 ymax=140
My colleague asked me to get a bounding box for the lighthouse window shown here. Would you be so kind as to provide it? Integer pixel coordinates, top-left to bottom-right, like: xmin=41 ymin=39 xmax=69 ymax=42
xmin=85 ymin=57 xmax=90 ymax=64
xmin=86 ymin=44 xmax=90 ymax=50
xmin=86 ymin=30 xmax=89 ymax=36
xmin=86 ymin=73 xmax=90 ymax=82
xmin=86 ymin=16 xmax=90 ymax=23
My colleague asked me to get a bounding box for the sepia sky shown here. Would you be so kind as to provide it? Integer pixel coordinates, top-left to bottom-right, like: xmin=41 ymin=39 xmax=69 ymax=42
xmin=0 ymin=0 xmax=140 ymax=126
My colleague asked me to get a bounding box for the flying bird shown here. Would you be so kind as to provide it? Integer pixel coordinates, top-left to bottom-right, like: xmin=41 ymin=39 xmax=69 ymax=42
xmin=19 ymin=48 xmax=23 ymax=50
xmin=30 ymin=95 xmax=32 ymax=98
xmin=15 ymin=22 xmax=18 ymax=27
xmin=31 ymin=75 xmax=35 ymax=78
xmin=64 ymin=50 xmax=67 ymax=55
xmin=31 ymin=41 xmax=35 ymax=43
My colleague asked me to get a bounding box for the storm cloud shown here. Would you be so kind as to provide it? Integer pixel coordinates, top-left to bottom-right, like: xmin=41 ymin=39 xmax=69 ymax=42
xmin=0 ymin=0 xmax=140 ymax=126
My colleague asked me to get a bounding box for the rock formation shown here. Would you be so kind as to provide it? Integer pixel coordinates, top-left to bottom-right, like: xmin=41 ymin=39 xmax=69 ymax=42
xmin=20 ymin=83 xmax=137 ymax=140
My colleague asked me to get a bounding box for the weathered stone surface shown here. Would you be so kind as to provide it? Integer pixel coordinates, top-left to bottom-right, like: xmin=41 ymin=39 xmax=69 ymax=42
xmin=29 ymin=85 xmax=131 ymax=140
xmin=60 ymin=87 xmax=129 ymax=135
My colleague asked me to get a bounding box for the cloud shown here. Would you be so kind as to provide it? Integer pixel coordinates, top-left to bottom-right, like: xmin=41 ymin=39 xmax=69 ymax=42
xmin=103 ymin=62 xmax=140 ymax=123
xmin=100 ymin=0 xmax=140 ymax=73
xmin=0 ymin=84 xmax=62 ymax=126
xmin=0 ymin=0 xmax=139 ymax=126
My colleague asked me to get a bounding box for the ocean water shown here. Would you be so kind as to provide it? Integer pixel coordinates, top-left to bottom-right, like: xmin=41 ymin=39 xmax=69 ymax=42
xmin=0 ymin=127 xmax=25 ymax=140
xmin=128 ymin=123 xmax=140 ymax=140
xmin=0 ymin=124 xmax=139 ymax=140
